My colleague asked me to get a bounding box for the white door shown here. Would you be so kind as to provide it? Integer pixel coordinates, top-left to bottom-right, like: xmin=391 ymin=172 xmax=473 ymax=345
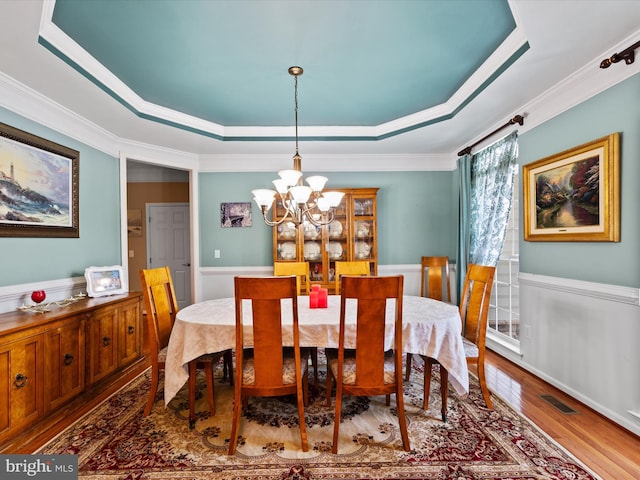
xmin=146 ymin=203 xmax=192 ymax=309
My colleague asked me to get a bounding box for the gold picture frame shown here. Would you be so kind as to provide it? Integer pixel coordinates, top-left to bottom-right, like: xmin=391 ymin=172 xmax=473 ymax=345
xmin=523 ymin=133 xmax=620 ymax=242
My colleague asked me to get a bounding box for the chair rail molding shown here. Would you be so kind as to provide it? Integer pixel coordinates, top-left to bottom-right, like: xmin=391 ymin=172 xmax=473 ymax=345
xmin=518 ymin=272 xmax=639 ymax=306
xmin=0 ymin=276 xmax=87 ymax=314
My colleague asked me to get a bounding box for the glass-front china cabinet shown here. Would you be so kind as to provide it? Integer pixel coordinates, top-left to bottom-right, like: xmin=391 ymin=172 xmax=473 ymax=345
xmin=273 ymin=188 xmax=378 ymax=292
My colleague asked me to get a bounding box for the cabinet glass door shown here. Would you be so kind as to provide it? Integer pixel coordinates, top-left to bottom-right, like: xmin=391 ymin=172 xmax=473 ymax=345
xmin=352 ymin=196 xmax=376 ymax=274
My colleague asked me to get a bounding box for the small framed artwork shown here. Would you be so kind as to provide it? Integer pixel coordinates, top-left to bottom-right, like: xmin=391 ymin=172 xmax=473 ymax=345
xmin=84 ymin=265 xmax=128 ymax=297
xmin=127 ymin=208 xmax=142 ymax=237
xmin=523 ymin=132 xmax=620 ymax=242
xmin=221 ymin=202 xmax=252 ymax=227
xmin=0 ymin=121 xmax=80 ymax=237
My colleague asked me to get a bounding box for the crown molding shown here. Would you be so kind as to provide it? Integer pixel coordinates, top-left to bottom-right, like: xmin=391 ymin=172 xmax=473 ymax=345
xmin=514 ymin=30 xmax=640 ymax=136
xmin=198 ymin=153 xmax=455 ymax=173
xmin=38 ymin=1 xmax=528 ymax=142
xmin=1 ymin=26 xmax=639 ymax=168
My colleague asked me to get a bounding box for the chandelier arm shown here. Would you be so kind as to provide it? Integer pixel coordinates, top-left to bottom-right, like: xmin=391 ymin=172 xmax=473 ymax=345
xmin=259 ymin=206 xmax=293 ymax=227
xmin=302 ymin=206 xmax=335 ymax=227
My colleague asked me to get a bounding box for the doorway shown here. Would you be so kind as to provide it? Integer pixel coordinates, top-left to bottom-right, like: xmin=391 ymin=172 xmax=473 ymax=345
xmin=146 ymin=203 xmax=192 ymax=309
xmin=125 ymin=160 xmax=191 ymax=306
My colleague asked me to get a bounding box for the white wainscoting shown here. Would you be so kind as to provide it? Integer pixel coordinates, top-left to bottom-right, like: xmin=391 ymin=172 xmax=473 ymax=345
xmin=488 ymin=272 xmax=640 ymax=437
xmin=197 ymin=263 xmax=458 ymax=302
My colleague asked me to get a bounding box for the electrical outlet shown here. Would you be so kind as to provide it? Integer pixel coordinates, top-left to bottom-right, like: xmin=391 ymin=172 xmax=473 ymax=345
xmin=524 ymin=325 xmax=531 ymax=339
xmin=214 ymin=249 xmax=221 ymax=259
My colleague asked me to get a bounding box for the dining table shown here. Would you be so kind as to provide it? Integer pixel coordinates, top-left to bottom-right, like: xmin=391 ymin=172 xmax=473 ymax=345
xmin=164 ymin=295 xmax=469 ymax=406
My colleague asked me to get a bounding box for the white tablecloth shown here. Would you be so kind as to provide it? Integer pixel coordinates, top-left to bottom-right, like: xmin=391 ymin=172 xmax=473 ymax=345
xmin=164 ymin=295 xmax=469 ymax=405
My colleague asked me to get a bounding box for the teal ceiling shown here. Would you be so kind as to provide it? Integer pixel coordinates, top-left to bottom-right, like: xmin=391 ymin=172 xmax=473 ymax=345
xmin=46 ymin=0 xmax=518 ymax=138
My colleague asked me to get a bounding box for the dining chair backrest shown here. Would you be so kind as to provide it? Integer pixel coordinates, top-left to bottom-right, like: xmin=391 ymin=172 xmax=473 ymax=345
xmin=421 ymin=256 xmax=451 ymax=302
xmin=459 ymin=264 xmax=495 ymax=351
xmin=334 ymin=260 xmax=370 ymax=294
xmin=230 ymin=275 xmax=308 ymax=454
xmin=141 ymin=266 xmax=233 ymax=422
xmin=273 ymin=261 xmax=311 ymax=295
xmin=459 ymin=263 xmax=495 ymax=409
xmin=405 ymin=256 xmax=452 ymax=383
xmin=140 ymin=266 xmax=177 ymax=359
xmin=329 ymin=274 xmax=410 ymax=452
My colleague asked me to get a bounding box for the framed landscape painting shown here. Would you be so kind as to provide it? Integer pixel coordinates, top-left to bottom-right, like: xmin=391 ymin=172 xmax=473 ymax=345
xmin=0 ymin=122 xmax=79 ymax=237
xmin=523 ymin=132 xmax=619 ymax=242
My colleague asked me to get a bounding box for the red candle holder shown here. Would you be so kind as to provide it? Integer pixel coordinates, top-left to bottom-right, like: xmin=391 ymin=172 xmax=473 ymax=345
xmin=318 ymin=288 xmax=328 ymax=308
xmin=309 ymin=291 xmax=319 ymax=309
xmin=31 ymin=290 xmax=46 ymax=304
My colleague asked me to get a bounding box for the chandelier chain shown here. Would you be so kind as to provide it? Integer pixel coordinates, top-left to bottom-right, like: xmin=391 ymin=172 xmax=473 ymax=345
xmin=294 ymin=74 xmax=299 ymax=157
xmin=251 ymin=66 xmax=344 ymax=228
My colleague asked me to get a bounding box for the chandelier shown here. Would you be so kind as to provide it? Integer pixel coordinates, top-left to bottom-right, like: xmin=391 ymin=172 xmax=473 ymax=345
xmin=252 ymin=66 xmax=344 ymax=227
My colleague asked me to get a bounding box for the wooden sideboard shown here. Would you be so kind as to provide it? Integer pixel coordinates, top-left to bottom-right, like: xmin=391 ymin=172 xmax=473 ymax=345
xmin=0 ymin=293 xmax=147 ymax=452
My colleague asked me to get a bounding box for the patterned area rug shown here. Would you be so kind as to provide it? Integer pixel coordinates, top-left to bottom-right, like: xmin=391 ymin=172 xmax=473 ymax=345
xmin=39 ymin=357 xmax=600 ymax=479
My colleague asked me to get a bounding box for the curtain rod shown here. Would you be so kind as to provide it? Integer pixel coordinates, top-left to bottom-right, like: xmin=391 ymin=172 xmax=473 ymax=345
xmin=457 ymin=114 xmax=524 ymax=157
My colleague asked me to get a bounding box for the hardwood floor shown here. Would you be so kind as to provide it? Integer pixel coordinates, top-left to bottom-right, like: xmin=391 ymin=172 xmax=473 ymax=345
xmin=484 ymin=349 xmax=640 ymax=480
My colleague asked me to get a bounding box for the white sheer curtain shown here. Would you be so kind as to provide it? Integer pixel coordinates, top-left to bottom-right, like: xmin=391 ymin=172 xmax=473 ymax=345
xmin=469 ymin=131 xmax=519 ymax=266
xmin=457 ymin=132 xmax=518 ymax=299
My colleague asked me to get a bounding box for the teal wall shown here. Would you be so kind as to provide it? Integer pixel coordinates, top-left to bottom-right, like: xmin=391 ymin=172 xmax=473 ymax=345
xmin=5 ymin=72 xmax=637 ymax=289
xmin=0 ymin=108 xmax=121 ymax=287
xmin=518 ymin=73 xmax=640 ymax=288
xmin=199 ymin=170 xmax=456 ymax=267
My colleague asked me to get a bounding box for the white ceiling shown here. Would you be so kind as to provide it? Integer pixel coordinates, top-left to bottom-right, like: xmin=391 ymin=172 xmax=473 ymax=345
xmin=0 ymin=1 xmax=639 ymax=170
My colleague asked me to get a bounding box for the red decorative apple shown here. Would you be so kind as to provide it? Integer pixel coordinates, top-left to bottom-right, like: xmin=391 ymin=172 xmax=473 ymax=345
xmin=31 ymin=290 xmax=46 ymax=304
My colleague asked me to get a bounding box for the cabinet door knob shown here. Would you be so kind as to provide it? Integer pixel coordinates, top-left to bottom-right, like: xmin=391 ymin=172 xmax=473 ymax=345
xmin=64 ymin=353 xmax=74 ymax=365
xmin=102 ymin=336 xmax=111 ymax=347
xmin=128 ymin=325 xmax=135 ymax=334
xmin=14 ymin=373 xmax=28 ymax=388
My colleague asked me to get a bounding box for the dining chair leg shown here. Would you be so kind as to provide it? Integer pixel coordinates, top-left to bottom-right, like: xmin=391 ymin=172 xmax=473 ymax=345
xmin=311 ymin=347 xmax=319 ymax=388
xmin=144 ymin=364 xmax=160 ymax=417
xmin=422 ymin=356 xmax=434 ymax=410
xmin=204 ymin=361 xmax=216 ymax=416
xmin=331 ymin=383 xmax=344 ymax=454
xmin=439 ymin=366 xmax=449 ymax=422
xmin=302 ymin=370 xmax=309 ymax=407
xmin=228 ymin=386 xmax=243 ymax=455
xmin=395 ymin=389 xmax=411 ymax=452
xmin=297 ymin=372 xmax=309 ymax=452
xmin=405 ymin=353 xmax=413 ymax=381
xmin=476 ymin=359 xmax=493 ymax=409
xmin=223 ymin=350 xmax=234 ymax=385
xmin=325 ymin=367 xmax=333 ymax=406
xmin=188 ymin=361 xmax=197 ymax=429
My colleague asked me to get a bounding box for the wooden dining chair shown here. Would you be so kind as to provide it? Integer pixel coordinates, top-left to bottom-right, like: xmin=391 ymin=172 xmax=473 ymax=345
xmin=273 ymin=261 xmax=318 ymax=387
xmin=422 ymin=263 xmax=495 ymax=420
xmin=326 ymin=275 xmax=410 ymax=453
xmin=333 ymin=260 xmax=370 ymax=294
xmin=229 ymin=276 xmax=309 ymax=454
xmin=405 ymin=256 xmax=451 ymax=380
xmin=140 ymin=266 xmax=233 ymax=425
xmin=273 ymin=261 xmax=311 ymax=295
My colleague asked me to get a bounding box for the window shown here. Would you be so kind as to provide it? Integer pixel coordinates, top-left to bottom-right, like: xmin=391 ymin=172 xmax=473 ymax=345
xmin=487 ymin=171 xmax=520 ymax=348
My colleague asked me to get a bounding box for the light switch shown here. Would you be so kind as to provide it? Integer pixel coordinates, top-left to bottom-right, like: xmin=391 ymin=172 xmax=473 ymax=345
xmin=129 ymin=250 xmax=134 ymax=258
